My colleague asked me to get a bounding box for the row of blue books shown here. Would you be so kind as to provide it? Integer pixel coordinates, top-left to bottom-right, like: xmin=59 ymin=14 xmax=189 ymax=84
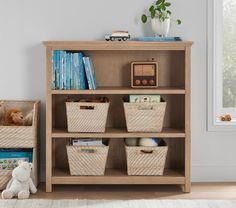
xmin=52 ymin=50 xmax=96 ymax=90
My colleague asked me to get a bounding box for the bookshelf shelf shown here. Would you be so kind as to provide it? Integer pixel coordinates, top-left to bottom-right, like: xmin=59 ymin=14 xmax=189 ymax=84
xmin=52 ymin=87 xmax=186 ymax=95
xmin=52 ymin=168 xmax=185 ymax=185
xmin=44 ymin=41 xmax=192 ymax=193
xmin=51 ymin=127 xmax=185 ymax=138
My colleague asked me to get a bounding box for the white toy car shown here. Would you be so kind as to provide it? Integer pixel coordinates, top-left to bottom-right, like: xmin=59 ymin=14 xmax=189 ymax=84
xmin=105 ymin=31 xmax=130 ymax=41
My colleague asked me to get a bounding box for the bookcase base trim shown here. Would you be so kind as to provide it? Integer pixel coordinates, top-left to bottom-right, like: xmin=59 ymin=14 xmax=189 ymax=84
xmin=51 ymin=169 xmax=185 ymax=185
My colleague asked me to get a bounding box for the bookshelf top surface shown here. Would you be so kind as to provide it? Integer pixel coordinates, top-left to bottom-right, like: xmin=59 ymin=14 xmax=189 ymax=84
xmin=43 ymin=41 xmax=193 ymax=50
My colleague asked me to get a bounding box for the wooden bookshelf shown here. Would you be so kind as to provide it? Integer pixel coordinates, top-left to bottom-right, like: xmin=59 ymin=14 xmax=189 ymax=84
xmin=44 ymin=41 xmax=193 ymax=193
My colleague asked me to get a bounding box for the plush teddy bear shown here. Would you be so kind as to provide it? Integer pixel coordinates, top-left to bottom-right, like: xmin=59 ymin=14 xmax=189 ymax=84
xmin=23 ymin=110 xmax=33 ymax=126
xmin=4 ymin=109 xmax=24 ymax=126
xmin=1 ymin=161 xmax=37 ymax=199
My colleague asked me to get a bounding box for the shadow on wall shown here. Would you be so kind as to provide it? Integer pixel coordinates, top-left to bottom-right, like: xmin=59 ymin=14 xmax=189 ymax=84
xmin=25 ymin=43 xmax=46 ymax=182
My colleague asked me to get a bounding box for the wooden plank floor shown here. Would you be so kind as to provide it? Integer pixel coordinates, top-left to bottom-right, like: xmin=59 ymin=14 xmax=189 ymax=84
xmin=29 ymin=183 xmax=236 ymax=200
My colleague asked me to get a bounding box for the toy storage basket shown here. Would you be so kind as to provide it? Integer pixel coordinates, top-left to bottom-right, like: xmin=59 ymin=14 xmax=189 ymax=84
xmin=66 ymin=145 xmax=109 ymax=175
xmin=0 ymin=101 xmax=39 ymax=148
xmin=66 ymin=102 xmax=109 ymax=133
xmin=123 ymin=102 xmax=166 ymax=132
xmin=0 ymin=170 xmax=11 ymax=190
xmin=125 ymin=141 xmax=168 ymax=176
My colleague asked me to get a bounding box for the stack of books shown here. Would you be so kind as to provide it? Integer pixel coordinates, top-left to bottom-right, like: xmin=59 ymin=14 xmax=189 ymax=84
xmin=0 ymin=148 xmax=33 ymax=170
xmin=52 ymin=50 xmax=96 ymax=90
xmin=71 ymin=139 xmax=104 ymax=146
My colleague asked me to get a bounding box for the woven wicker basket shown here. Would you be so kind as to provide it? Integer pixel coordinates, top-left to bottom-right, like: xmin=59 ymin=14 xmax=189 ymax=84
xmin=123 ymin=102 xmax=166 ymax=132
xmin=0 ymin=170 xmax=11 ymax=190
xmin=66 ymin=102 xmax=109 ymax=133
xmin=125 ymin=141 xmax=168 ymax=176
xmin=0 ymin=101 xmax=39 ymax=148
xmin=67 ymin=145 xmax=109 ymax=175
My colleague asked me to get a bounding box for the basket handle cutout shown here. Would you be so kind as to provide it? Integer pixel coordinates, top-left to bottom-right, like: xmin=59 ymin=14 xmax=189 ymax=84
xmin=80 ymin=106 xmax=95 ymax=110
xmin=138 ymin=106 xmax=153 ymax=110
xmin=79 ymin=149 xmax=97 ymax=153
xmin=140 ymin=150 xmax=153 ymax=154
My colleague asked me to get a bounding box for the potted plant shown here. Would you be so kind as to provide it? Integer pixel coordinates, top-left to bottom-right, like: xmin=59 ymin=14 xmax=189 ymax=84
xmin=141 ymin=0 xmax=181 ymax=37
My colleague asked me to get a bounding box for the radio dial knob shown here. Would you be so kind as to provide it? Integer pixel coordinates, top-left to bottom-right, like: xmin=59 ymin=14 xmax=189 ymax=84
xmin=135 ymin=80 xmax=141 ymax=85
xmin=149 ymin=80 xmax=155 ymax=85
xmin=142 ymin=80 xmax=148 ymax=85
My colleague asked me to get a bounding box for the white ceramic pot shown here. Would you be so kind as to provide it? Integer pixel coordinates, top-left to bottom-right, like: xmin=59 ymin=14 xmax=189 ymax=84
xmin=151 ymin=17 xmax=170 ymax=37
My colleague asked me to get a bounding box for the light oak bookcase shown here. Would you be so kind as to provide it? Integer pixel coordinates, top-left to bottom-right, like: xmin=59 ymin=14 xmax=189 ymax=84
xmin=43 ymin=41 xmax=193 ymax=193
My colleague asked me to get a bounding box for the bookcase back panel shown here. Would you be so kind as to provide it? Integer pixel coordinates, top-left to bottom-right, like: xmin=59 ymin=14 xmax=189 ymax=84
xmin=52 ymin=94 xmax=185 ymax=129
xmin=84 ymin=50 xmax=185 ymax=88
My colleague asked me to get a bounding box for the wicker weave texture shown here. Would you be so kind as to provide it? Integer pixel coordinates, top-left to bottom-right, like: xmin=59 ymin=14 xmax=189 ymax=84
xmin=0 ymin=101 xmax=39 ymax=148
xmin=0 ymin=170 xmax=12 ymax=190
xmin=67 ymin=145 xmax=109 ymax=176
xmin=66 ymin=102 xmax=109 ymax=133
xmin=125 ymin=145 xmax=168 ymax=176
xmin=124 ymin=102 xmax=166 ymax=132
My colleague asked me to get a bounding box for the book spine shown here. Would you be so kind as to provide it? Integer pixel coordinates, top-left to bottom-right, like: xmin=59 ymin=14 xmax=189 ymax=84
xmin=63 ymin=51 xmax=67 ymax=90
xmin=55 ymin=50 xmax=60 ymax=90
xmin=59 ymin=51 xmax=63 ymax=90
xmin=74 ymin=53 xmax=80 ymax=90
xmin=71 ymin=53 xmax=75 ymax=90
xmin=65 ymin=53 xmax=70 ymax=90
xmin=87 ymin=57 xmax=96 ymax=90
xmin=83 ymin=57 xmax=93 ymax=90
xmin=69 ymin=53 xmax=72 ymax=89
xmin=79 ymin=53 xmax=87 ymax=89
xmin=51 ymin=51 xmax=55 ymax=90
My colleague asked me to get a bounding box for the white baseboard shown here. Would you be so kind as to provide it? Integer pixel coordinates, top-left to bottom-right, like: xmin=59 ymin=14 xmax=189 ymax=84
xmin=192 ymin=165 xmax=236 ymax=182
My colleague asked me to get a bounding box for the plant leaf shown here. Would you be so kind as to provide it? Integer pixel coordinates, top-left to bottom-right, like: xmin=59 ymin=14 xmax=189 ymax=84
xmin=164 ymin=2 xmax=171 ymax=7
xmin=167 ymin=10 xmax=172 ymax=15
xmin=149 ymin=5 xmax=155 ymax=12
xmin=156 ymin=0 xmax=163 ymax=5
xmin=141 ymin=14 xmax=148 ymax=23
xmin=151 ymin=9 xmax=156 ymax=18
xmin=177 ymin=19 xmax=182 ymax=24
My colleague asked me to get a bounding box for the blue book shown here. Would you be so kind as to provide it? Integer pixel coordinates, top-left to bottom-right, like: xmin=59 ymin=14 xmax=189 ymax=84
xmin=59 ymin=51 xmax=64 ymax=89
xmin=133 ymin=37 xmax=182 ymax=42
xmin=71 ymin=53 xmax=76 ymax=90
xmin=69 ymin=53 xmax=72 ymax=89
xmin=63 ymin=51 xmax=67 ymax=90
xmin=65 ymin=53 xmax=70 ymax=90
xmin=55 ymin=50 xmax=60 ymax=90
xmin=52 ymin=51 xmax=56 ymax=90
xmin=83 ymin=57 xmax=93 ymax=90
xmin=87 ymin=57 xmax=97 ymax=90
xmin=74 ymin=53 xmax=80 ymax=90
xmin=83 ymin=57 xmax=97 ymax=90
xmin=79 ymin=53 xmax=87 ymax=89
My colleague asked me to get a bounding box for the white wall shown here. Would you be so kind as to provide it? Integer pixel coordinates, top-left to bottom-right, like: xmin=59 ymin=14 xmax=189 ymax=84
xmin=0 ymin=0 xmax=236 ymax=182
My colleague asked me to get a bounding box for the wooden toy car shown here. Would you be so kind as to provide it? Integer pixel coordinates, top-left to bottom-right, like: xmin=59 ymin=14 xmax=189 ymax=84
xmin=105 ymin=31 xmax=130 ymax=41
xmin=220 ymin=114 xmax=232 ymax=121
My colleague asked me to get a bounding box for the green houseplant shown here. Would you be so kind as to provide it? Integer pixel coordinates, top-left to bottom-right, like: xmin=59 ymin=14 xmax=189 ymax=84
xmin=141 ymin=0 xmax=181 ymax=37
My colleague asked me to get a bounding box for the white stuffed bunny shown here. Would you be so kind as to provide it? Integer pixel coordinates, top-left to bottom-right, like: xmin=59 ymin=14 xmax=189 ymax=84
xmin=1 ymin=161 xmax=37 ymax=199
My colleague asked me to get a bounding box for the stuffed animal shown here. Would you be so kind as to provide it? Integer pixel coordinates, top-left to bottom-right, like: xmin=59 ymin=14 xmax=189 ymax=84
xmin=125 ymin=138 xmax=138 ymax=146
xmin=139 ymin=138 xmax=160 ymax=147
xmin=0 ymin=102 xmax=5 ymax=125
xmin=4 ymin=109 xmax=24 ymax=126
xmin=23 ymin=110 xmax=33 ymax=126
xmin=1 ymin=161 xmax=37 ymax=199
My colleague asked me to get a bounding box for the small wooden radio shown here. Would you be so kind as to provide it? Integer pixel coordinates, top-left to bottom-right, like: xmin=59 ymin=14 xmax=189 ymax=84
xmin=131 ymin=62 xmax=158 ymax=88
